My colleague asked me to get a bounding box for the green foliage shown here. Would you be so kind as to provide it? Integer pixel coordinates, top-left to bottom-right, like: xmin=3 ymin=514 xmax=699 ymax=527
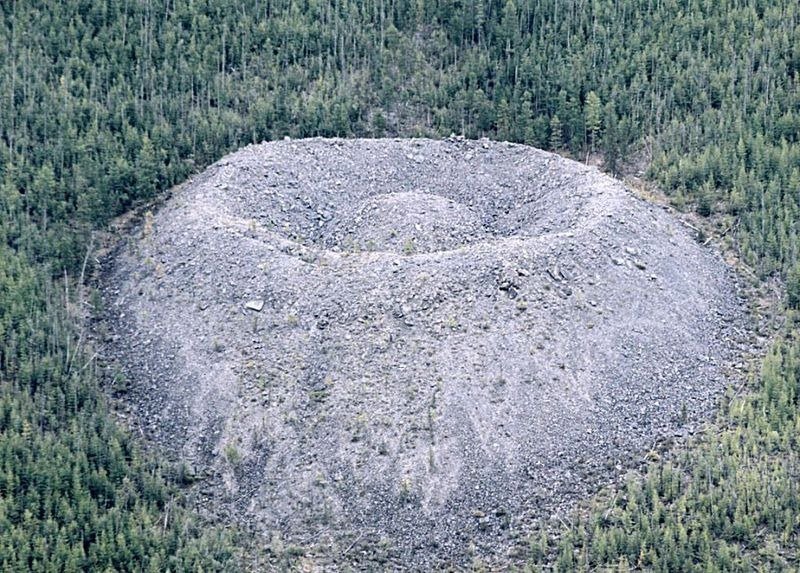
xmin=0 ymin=242 xmax=239 ymax=570
xmin=585 ymin=91 xmax=602 ymax=152
xmin=223 ymin=444 xmax=241 ymax=466
xmin=1 ymin=0 xmax=797 ymax=279
xmin=528 ymin=330 xmax=800 ymax=570
xmin=2 ymin=0 xmax=800 ymax=569
xmin=549 ymin=116 xmax=564 ymax=152
xmin=787 ymin=264 xmax=800 ymax=309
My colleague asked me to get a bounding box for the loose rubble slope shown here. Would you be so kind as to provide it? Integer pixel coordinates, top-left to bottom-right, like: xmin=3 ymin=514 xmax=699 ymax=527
xmin=100 ymin=138 xmax=746 ymax=566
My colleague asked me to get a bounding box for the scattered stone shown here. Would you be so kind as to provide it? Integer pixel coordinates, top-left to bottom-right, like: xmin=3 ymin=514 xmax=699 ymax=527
xmin=98 ymin=137 xmax=748 ymax=570
xmin=245 ymin=299 xmax=265 ymax=312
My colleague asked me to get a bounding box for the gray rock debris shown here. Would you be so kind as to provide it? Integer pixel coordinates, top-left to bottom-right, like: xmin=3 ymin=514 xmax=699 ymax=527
xmin=245 ymin=299 xmax=265 ymax=312
xmin=98 ymin=137 xmax=748 ymax=570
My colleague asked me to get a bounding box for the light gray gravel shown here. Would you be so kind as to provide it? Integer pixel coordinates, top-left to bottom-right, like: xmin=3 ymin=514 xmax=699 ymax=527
xmin=98 ymin=137 xmax=749 ymax=569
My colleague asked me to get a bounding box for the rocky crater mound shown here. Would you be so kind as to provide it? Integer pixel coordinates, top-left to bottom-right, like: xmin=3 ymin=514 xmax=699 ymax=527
xmin=100 ymin=138 xmax=746 ymax=567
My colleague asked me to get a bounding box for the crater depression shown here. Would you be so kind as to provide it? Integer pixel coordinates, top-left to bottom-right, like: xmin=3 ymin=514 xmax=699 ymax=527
xmin=99 ymin=138 xmax=746 ymax=567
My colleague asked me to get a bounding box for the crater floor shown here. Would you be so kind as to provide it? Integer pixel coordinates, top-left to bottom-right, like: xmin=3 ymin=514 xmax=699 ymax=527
xmin=99 ymin=138 xmax=747 ymax=568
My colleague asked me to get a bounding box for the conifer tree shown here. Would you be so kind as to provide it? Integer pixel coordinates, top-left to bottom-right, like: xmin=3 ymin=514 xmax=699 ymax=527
xmin=550 ymin=115 xmax=563 ymax=152
xmin=585 ymin=91 xmax=602 ymax=154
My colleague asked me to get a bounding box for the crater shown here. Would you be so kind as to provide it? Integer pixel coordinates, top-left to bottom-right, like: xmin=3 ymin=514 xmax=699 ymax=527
xmin=324 ymin=191 xmax=487 ymax=254
xmin=99 ymin=138 xmax=747 ymax=568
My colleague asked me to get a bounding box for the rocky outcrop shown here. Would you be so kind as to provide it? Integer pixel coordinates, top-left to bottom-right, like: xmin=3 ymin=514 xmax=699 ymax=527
xmin=99 ymin=138 xmax=748 ymax=569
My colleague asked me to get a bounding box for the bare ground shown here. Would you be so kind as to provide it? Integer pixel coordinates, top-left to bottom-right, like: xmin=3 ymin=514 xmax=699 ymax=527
xmin=96 ymin=137 xmax=750 ymax=569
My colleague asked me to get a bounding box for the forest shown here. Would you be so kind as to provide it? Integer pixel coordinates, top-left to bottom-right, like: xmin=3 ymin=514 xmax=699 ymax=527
xmin=1 ymin=0 xmax=799 ymax=570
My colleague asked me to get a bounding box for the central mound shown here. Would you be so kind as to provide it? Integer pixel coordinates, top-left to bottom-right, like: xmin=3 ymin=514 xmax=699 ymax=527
xmin=101 ymin=138 xmax=744 ymax=567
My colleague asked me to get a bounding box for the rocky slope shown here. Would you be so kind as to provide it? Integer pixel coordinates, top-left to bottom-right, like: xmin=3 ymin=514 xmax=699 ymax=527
xmin=98 ymin=137 xmax=748 ymax=568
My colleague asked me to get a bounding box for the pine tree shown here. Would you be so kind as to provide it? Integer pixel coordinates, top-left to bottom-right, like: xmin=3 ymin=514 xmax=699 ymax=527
xmin=786 ymin=264 xmax=800 ymax=308
xmin=550 ymin=115 xmax=563 ymax=151
xmin=585 ymin=91 xmax=602 ymax=154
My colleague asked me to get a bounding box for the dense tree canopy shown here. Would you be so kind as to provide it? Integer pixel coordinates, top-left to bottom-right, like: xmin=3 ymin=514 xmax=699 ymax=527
xmin=1 ymin=0 xmax=799 ymax=569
